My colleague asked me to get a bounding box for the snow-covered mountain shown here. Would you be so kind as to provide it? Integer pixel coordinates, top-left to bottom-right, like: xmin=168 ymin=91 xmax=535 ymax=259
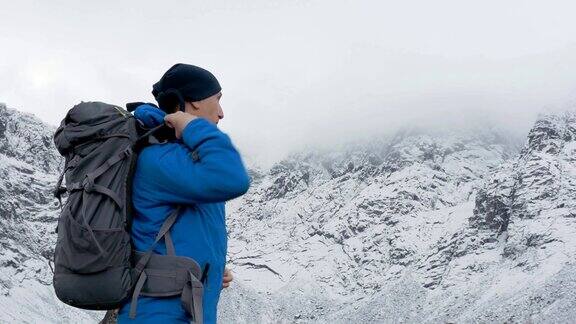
xmin=221 ymin=112 xmax=576 ymax=323
xmin=0 ymin=102 xmax=574 ymax=323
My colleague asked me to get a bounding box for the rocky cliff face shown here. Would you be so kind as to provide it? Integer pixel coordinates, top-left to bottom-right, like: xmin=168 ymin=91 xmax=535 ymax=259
xmin=0 ymin=102 xmax=60 ymax=294
xmin=0 ymin=103 xmax=100 ymax=322
xmin=220 ymin=112 xmax=576 ymax=323
xmin=0 ymin=102 xmax=574 ymax=323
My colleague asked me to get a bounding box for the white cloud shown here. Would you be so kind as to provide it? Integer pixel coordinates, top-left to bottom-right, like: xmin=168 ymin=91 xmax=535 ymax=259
xmin=1 ymin=0 xmax=576 ymax=166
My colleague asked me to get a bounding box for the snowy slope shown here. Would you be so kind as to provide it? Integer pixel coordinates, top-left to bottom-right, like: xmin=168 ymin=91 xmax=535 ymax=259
xmin=0 ymin=101 xmax=575 ymax=323
xmin=0 ymin=103 xmax=101 ymax=323
xmin=220 ymin=113 xmax=576 ymax=323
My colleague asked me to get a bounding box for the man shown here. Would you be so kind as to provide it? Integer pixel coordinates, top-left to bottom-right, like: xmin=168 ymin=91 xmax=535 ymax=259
xmin=117 ymin=64 xmax=250 ymax=323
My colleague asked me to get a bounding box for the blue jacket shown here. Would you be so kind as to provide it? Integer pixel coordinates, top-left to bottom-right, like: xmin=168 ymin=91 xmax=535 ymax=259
xmin=117 ymin=105 xmax=250 ymax=323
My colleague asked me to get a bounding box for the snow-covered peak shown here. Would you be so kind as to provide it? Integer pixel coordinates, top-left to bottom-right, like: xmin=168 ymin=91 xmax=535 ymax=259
xmin=0 ymin=103 xmax=61 ymax=174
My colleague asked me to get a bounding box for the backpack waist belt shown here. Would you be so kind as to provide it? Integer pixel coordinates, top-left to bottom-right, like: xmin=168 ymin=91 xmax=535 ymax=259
xmin=129 ymin=251 xmax=204 ymax=324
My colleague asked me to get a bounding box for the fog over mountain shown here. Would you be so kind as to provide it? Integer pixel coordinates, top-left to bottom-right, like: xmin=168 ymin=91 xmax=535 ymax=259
xmin=1 ymin=1 xmax=576 ymax=166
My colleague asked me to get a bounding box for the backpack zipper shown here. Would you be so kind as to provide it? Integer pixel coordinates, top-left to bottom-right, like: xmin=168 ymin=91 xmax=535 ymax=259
xmin=112 ymin=105 xmax=130 ymax=118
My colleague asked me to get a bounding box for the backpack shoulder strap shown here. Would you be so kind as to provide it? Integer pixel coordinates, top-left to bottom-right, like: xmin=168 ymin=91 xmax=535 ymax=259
xmin=129 ymin=205 xmax=186 ymax=320
xmin=133 ymin=205 xmax=183 ymax=275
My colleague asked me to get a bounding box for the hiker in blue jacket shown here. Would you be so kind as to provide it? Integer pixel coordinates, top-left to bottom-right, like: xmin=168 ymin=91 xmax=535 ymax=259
xmin=117 ymin=64 xmax=250 ymax=323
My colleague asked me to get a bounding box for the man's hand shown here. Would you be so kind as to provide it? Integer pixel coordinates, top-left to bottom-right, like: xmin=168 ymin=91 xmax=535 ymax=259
xmin=164 ymin=111 xmax=198 ymax=139
xmin=222 ymin=267 xmax=233 ymax=289
xmin=133 ymin=104 xmax=166 ymax=128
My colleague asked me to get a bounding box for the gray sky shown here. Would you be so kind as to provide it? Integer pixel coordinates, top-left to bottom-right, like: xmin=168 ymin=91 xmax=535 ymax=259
xmin=1 ymin=0 xmax=576 ymax=167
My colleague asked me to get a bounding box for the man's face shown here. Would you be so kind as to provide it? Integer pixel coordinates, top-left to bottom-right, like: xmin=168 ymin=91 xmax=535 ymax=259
xmin=185 ymin=92 xmax=224 ymax=125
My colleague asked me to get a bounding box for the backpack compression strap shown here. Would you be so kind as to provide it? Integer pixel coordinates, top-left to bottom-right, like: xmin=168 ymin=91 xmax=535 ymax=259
xmin=53 ymin=122 xmax=165 ymax=210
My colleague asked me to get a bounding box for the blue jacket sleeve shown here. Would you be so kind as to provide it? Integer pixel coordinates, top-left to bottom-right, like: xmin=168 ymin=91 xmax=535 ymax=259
xmin=147 ymin=117 xmax=251 ymax=204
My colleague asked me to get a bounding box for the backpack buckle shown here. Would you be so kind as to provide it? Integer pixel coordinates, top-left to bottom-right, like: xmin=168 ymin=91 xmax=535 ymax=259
xmin=83 ymin=175 xmax=95 ymax=193
xmin=123 ymin=147 xmax=133 ymax=157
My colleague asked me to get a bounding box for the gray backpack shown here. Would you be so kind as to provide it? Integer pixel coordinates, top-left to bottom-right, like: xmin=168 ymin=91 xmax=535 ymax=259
xmin=52 ymin=102 xmax=205 ymax=323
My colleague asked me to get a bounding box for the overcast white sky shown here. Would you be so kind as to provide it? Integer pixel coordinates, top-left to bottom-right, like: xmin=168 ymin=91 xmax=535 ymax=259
xmin=1 ymin=0 xmax=576 ymax=166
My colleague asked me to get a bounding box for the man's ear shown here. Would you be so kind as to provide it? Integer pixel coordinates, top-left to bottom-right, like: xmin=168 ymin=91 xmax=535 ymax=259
xmin=190 ymin=101 xmax=201 ymax=110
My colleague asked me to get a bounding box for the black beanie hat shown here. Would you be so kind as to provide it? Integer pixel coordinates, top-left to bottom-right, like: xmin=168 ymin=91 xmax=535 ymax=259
xmin=152 ymin=63 xmax=222 ymax=112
